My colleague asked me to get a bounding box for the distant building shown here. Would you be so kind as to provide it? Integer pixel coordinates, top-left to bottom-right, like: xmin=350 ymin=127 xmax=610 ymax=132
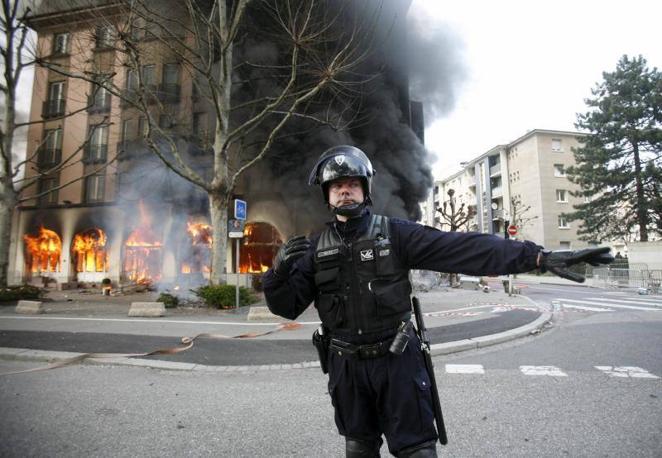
xmin=424 ymin=129 xmax=592 ymax=249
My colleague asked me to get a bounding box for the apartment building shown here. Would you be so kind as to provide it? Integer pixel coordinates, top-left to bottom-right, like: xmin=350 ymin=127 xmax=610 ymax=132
xmin=10 ymin=1 xmax=421 ymax=287
xmin=424 ymin=129 xmax=589 ymax=249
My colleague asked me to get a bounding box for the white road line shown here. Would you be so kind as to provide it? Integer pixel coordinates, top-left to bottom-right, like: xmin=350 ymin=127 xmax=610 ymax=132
xmin=555 ymin=299 xmax=661 ymax=312
xmin=560 ymin=304 xmax=613 ymax=312
xmin=594 ymin=366 xmax=660 ymax=379
xmin=585 ymin=297 xmax=662 ymax=307
xmin=520 ymin=366 xmax=567 ymax=377
xmin=445 ymin=364 xmax=485 ymax=374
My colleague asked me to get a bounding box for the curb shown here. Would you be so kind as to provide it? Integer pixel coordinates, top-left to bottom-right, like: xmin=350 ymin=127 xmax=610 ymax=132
xmin=0 ymin=300 xmax=552 ymax=373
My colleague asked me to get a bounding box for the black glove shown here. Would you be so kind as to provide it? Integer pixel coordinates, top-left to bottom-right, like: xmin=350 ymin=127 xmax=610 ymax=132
xmin=539 ymin=247 xmax=614 ymax=283
xmin=272 ymin=235 xmax=311 ymax=278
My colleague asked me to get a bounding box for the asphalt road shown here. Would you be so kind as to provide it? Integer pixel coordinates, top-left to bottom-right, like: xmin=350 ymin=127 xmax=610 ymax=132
xmin=1 ymin=284 xmax=660 ymax=457
xmin=0 ymin=309 xmax=539 ymax=365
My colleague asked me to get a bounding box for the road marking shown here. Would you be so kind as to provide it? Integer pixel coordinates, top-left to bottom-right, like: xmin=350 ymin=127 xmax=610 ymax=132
xmin=594 ymin=366 xmax=660 ymax=379
xmin=554 ymin=299 xmax=661 ymax=312
xmin=560 ymin=304 xmax=613 ymax=312
xmin=520 ymin=365 xmax=567 ymax=377
xmin=445 ymin=364 xmax=485 ymax=374
xmin=586 ymin=297 xmax=662 ymax=307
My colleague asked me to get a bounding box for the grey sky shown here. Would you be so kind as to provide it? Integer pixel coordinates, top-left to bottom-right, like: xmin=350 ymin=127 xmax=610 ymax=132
xmin=409 ymin=0 xmax=662 ymax=180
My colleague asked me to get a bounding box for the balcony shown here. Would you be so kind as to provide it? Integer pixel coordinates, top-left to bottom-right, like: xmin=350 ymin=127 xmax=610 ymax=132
xmin=42 ymin=99 xmax=65 ymax=118
xmin=83 ymin=144 xmax=108 ymax=164
xmin=87 ymin=94 xmax=111 ymax=114
xmin=116 ymin=140 xmax=148 ymax=161
xmin=157 ymin=84 xmax=181 ymax=103
xmin=120 ymin=85 xmax=158 ymax=107
xmin=37 ymin=148 xmax=62 ymax=169
xmin=489 ymin=163 xmax=501 ymax=177
xmin=492 ymin=209 xmax=505 ymax=221
xmin=491 ymin=187 xmax=503 ymax=198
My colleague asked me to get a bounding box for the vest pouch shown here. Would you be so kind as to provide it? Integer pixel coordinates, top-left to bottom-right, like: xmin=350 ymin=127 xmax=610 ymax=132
xmin=371 ymin=279 xmax=412 ymax=317
xmin=374 ymin=238 xmax=397 ymax=276
xmin=315 ymin=267 xmax=340 ymax=293
xmin=316 ymin=294 xmax=345 ymax=329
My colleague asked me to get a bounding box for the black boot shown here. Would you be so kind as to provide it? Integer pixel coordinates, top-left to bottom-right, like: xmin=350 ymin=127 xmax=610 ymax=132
xmin=397 ymin=440 xmax=438 ymax=458
xmin=345 ymin=437 xmax=382 ymax=458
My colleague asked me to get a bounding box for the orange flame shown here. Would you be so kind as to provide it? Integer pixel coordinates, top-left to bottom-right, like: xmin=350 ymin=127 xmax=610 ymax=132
xmin=124 ymin=202 xmax=162 ymax=283
xmin=72 ymin=228 xmax=108 ymax=272
xmin=239 ymin=222 xmax=281 ymax=273
xmin=23 ymin=227 xmax=62 ymax=273
xmin=186 ymin=221 xmax=212 ymax=247
xmin=181 ymin=219 xmax=212 ymax=274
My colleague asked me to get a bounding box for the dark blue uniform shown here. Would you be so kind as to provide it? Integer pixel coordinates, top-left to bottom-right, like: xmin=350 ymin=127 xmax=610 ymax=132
xmin=263 ymin=209 xmax=541 ymax=455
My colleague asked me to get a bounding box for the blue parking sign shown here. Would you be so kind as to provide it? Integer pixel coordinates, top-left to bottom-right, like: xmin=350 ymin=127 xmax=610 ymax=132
xmin=234 ymin=199 xmax=247 ymax=220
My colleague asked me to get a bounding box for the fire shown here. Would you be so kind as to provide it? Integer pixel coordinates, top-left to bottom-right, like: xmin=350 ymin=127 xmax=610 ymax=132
xmin=181 ymin=220 xmax=212 ymax=274
xmin=124 ymin=202 xmax=162 ymax=283
xmin=23 ymin=227 xmax=62 ymax=273
xmin=72 ymin=228 xmax=108 ymax=272
xmin=186 ymin=221 xmax=212 ymax=246
xmin=239 ymin=222 xmax=281 ymax=274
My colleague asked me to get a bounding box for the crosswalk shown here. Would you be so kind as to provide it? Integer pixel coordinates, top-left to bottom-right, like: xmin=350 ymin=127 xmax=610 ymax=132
xmin=554 ymin=295 xmax=662 ymax=313
xmin=444 ymin=364 xmax=660 ymax=379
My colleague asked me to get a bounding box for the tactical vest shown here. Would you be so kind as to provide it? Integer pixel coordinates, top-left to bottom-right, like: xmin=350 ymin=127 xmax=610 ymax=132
xmin=313 ymin=214 xmax=412 ymax=335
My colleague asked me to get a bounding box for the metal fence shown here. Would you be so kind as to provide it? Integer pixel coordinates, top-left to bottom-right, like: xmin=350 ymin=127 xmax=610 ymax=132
xmin=587 ymin=266 xmax=662 ymax=293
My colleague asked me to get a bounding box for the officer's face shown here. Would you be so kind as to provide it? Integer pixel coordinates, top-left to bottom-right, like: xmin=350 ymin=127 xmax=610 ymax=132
xmin=328 ymin=177 xmax=364 ymax=207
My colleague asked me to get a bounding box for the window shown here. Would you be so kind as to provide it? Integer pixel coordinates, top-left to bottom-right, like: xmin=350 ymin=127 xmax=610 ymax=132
xmin=38 ymin=176 xmax=58 ymax=205
xmin=39 ymin=129 xmax=63 ymax=166
xmin=556 ymin=189 xmax=567 ymax=202
xmin=193 ymin=112 xmax=206 ymax=135
xmin=162 ymin=64 xmax=180 ymax=85
xmin=48 ymin=81 xmax=64 ymax=102
xmin=559 ymin=241 xmax=571 ymax=250
xmin=558 ymin=215 xmax=570 ymax=228
xmin=551 ymin=138 xmax=562 ymax=152
xmin=130 ymin=18 xmax=144 ymax=41
xmin=95 ymin=25 xmax=113 ymax=48
xmin=90 ymin=84 xmax=110 ymax=111
xmin=121 ymin=119 xmax=132 ymax=142
xmin=126 ymin=69 xmax=138 ymax=91
xmin=158 ymin=114 xmax=172 ymax=129
xmin=86 ymin=125 xmax=108 ymax=162
xmin=142 ymin=65 xmax=156 ymax=87
xmin=84 ymin=175 xmax=105 ymax=202
xmin=554 ymin=164 xmax=566 ymax=177
xmin=138 ymin=116 xmax=149 ymax=137
xmin=53 ymin=33 xmax=69 ymax=55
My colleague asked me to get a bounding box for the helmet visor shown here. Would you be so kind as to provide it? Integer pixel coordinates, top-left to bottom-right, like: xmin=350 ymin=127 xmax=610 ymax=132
xmin=318 ymin=154 xmax=372 ymax=185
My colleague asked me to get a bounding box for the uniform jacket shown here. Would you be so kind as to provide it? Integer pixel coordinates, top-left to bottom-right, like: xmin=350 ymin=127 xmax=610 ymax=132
xmin=263 ymin=209 xmax=542 ymax=323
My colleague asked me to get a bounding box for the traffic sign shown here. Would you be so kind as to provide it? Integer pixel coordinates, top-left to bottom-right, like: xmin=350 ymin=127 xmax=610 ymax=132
xmin=234 ymin=199 xmax=247 ymax=220
xmin=507 ymin=225 xmax=518 ymax=236
xmin=228 ymin=219 xmax=244 ymax=238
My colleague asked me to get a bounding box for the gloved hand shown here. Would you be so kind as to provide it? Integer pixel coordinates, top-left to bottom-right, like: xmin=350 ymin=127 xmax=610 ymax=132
xmin=539 ymin=247 xmax=614 ymax=283
xmin=272 ymin=235 xmax=311 ymax=278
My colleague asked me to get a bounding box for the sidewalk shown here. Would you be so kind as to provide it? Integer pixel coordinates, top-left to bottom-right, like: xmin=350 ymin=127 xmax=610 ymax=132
xmin=0 ymin=287 xmax=551 ymax=370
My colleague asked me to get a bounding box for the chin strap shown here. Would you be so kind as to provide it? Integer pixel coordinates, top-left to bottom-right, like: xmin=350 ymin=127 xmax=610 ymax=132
xmin=329 ymin=201 xmax=367 ymax=217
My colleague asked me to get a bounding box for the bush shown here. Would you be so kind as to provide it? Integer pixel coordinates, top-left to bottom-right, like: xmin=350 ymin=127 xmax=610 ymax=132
xmin=101 ymin=278 xmax=112 ymax=286
xmin=157 ymin=292 xmax=179 ymax=308
xmin=193 ymin=284 xmax=258 ymax=309
xmin=0 ymin=285 xmax=43 ymax=303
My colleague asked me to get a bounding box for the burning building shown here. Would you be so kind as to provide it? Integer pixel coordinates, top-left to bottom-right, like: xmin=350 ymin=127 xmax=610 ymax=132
xmin=8 ymin=0 xmax=447 ymax=288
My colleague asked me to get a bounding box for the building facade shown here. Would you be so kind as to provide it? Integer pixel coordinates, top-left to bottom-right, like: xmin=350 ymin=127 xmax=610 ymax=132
xmin=9 ymin=1 xmax=423 ymax=287
xmin=424 ymin=129 xmax=591 ymax=249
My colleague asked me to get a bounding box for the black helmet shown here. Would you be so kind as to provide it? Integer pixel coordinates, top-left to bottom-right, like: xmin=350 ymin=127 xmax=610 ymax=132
xmin=308 ymin=145 xmax=376 ymax=206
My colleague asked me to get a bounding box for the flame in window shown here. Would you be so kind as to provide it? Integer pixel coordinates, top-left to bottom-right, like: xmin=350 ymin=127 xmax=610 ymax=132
xmin=72 ymin=228 xmax=108 ymax=272
xmin=124 ymin=202 xmax=162 ymax=283
xmin=23 ymin=227 xmax=62 ymax=273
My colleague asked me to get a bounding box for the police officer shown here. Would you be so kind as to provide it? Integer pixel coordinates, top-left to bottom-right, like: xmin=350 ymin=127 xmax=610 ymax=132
xmin=262 ymin=145 xmax=613 ymax=457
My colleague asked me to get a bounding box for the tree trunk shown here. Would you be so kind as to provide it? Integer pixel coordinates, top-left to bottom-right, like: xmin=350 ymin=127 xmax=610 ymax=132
xmin=0 ymin=182 xmax=17 ymax=287
xmin=632 ymin=142 xmax=649 ymax=241
xmin=209 ymin=191 xmax=229 ymax=284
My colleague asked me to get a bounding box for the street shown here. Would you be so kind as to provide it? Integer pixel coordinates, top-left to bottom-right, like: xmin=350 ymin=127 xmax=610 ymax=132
xmin=1 ymin=283 xmax=661 ymax=457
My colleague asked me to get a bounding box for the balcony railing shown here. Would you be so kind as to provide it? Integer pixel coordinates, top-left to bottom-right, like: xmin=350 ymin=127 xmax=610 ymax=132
xmin=37 ymin=148 xmax=62 ymax=169
xmin=157 ymin=84 xmax=181 ymax=103
xmin=87 ymin=94 xmax=111 ymax=114
xmin=116 ymin=140 xmax=148 ymax=161
xmin=489 ymin=163 xmax=501 ymax=176
xmin=492 ymin=209 xmax=505 ymax=221
xmin=83 ymin=144 xmax=108 ymax=163
xmin=120 ymin=85 xmax=158 ymax=106
xmin=491 ymin=187 xmax=503 ymax=198
xmin=42 ymin=99 xmax=65 ymax=118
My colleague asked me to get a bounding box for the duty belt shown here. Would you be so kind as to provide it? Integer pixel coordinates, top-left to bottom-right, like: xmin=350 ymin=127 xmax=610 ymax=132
xmin=329 ymin=337 xmax=394 ymax=359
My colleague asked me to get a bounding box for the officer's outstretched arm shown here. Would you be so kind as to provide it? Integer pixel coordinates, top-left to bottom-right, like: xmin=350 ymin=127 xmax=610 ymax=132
xmin=272 ymin=235 xmax=311 ymax=279
xmin=539 ymin=247 xmax=614 ymax=283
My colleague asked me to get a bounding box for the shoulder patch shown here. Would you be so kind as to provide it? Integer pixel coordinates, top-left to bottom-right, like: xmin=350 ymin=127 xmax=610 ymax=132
xmin=360 ymin=249 xmax=374 ymax=261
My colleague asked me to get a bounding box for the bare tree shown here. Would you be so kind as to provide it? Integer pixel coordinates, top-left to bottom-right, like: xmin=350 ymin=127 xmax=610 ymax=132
xmin=509 ymin=195 xmax=538 ymax=238
xmin=436 ymin=188 xmax=475 ymax=232
xmin=0 ymin=1 xmax=113 ymax=287
xmin=38 ymin=0 xmax=379 ymax=284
